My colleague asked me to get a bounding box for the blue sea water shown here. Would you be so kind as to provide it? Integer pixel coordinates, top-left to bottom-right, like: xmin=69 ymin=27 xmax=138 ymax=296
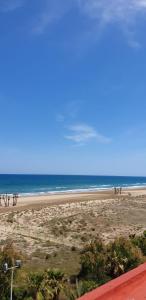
xmin=0 ymin=174 xmax=146 ymax=196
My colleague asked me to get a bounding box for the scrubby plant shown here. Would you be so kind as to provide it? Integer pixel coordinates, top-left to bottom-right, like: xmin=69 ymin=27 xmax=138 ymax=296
xmin=41 ymin=269 xmax=65 ymax=300
xmin=130 ymin=231 xmax=146 ymax=256
xmin=79 ymin=236 xmax=143 ymax=286
xmin=27 ymin=269 xmax=65 ymax=300
xmin=13 ymin=287 xmax=28 ymax=300
xmin=27 ymin=272 xmax=44 ymax=300
xmin=0 ymin=243 xmax=21 ymax=300
xmin=79 ymin=239 xmax=108 ymax=282
xmin=1 ymin=235 xmax=145 ymax=300
xmin=78 ymin=280 xmax=98 ymax=295
xmin=106 ymin=237 xmax=143 ymax=278
xmin=64 ymin=279 xmax=98 ymax=300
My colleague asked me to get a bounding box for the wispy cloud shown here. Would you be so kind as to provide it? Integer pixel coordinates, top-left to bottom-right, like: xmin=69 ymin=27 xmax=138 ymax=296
xmin=56 ymin=100 xmax=82 ymax=123
xmin=78 ymin=0 xmax=146 ymax=24
xmin=65 ymin=123 xmax=111 ymax=144
xmin=33 ymin=0 xmax=146 ymax=47
xmin=0 ymin=0 xmax=25 ymax=12
xmin=2 ymin=0 xmax=146 ymax=47
xmin=33 ymin=0 xmax=73 ymax=34
xmin=78 ymin=0 xmax=146 ymax=47
xmin=56 ymin=114 xmax=65 ymax=123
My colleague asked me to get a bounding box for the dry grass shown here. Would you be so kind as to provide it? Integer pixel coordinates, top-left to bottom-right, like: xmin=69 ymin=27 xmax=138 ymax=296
xmin=1 ymin=191 xmax=146 ymax=280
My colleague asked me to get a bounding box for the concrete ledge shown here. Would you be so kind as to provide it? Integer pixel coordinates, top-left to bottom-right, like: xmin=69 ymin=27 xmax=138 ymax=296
xmin=77 ymin=263 xmax=146 ymax=300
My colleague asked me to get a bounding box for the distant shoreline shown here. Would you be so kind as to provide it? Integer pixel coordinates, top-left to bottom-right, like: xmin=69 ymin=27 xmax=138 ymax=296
xmin=17 ymin=184 xmax=146 ymax=197
xmin=0 ymin=187 xmax=146 ymax=213
xmin=0 ymin=174 xmax=146 ymax=196
xmin=1 ymin=185 xmax=146 ymax=198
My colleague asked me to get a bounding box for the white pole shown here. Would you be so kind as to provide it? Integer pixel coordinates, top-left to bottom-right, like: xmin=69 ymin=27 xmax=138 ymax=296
xmin=10 ymin=268 xmax=14 ymax=300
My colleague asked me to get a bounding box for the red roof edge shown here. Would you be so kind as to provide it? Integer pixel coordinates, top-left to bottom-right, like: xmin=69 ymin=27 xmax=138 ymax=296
xmin=77 ymin=263 xmax=146 ymax=300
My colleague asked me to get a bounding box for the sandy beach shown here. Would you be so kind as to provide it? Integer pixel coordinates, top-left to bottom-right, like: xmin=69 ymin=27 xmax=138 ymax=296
xmin=1 ymin=187 xmax=146 ymax=275
xmin=0 ymin=190 xmax=113 ymax=211
xmin=1 ymin=187 xmax=146 ymax=211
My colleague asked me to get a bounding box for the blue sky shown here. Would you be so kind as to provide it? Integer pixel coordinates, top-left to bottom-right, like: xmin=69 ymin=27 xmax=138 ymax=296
xmin=0 ymin=0 xmax=146 ymax=175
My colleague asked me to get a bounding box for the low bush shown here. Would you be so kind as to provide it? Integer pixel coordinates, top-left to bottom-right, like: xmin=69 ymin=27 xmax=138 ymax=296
xmin=63 ymin=280 xmax=98 ymax=300
xmin=1 ymin=234 xmax=146 ymax=300
xmin=130 ymin=231 xmax=146 ymax=256
xmin=0 ymin=243 xmax=22 ymax=300
xmin=106 ymin=237 xmax=143 ymax=278
xmin=79 ymin=239 xmax=108 ymax=282
xmin=79 ymin=236 xmax=143 ymax=284
xmin=27 ymin=269 xmax=65 ymax=300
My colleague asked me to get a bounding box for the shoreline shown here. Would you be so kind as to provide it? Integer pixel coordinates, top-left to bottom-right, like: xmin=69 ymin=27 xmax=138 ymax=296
xmin=0 ymin=186 xmax=146 ymax=213
xmin=3 ymin=184 xmax=146 ymax=198
xmin=18 ymin=185 xmax=146 ymax=199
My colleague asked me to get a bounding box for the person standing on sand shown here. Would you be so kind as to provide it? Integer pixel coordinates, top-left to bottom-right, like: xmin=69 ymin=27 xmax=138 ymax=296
xmin=12 ymin=194 xmax=15 ymax=206
xmin=8 ymin=196 xmax=10 ymax=206
xmin=4 ymin=194 xmax=7 ymax=207
xmin=6 ymin=193 xmax=8 ymax=206
xmin=15 ymin=194 xmax=18 ymax=206
xmin=13 ymin=194 xmax=16 ymax=206
xmin=13 ymin=194 xmax=18 ymax=206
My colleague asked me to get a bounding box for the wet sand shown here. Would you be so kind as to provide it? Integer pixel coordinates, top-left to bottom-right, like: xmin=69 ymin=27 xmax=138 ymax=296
xmin=1 ymin=187 xmax=146 ymax=212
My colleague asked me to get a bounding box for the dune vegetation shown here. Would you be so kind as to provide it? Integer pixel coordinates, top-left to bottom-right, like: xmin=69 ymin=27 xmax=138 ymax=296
xmin=1 ymin=232 xmax=146 ymax=300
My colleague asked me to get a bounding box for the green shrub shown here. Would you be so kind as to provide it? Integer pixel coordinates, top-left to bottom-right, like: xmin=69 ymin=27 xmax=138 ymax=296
xmin=27 ymin=269 xmax=65 ymax=300
xmin=131 ymin=231 xmax=146 ymax=256
xmin=79 ymin=239 xmax=108 ymax=282
xmin=79 ymin=280 xmax=98 ymax=295
xmin=0 ymin=243 xmax=21 ymax=299
xmin=13 ymin=287 xmax=28 ymax=300
xmin=79 ymin=236 xmax=143 ymax=285
xmin=106 ymin=237 xmax=143 ymax=278
xmin=64 ymin=279 xmax=98 ymax=300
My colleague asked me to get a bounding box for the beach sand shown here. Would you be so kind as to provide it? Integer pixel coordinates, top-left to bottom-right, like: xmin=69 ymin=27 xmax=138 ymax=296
xmin=0 ymin=187 xmax=146 ymax=275
xmin=1 ymin=187 xmax=146 ymax=212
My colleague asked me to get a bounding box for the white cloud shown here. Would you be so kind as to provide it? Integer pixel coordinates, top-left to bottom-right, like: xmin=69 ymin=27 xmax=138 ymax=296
xmin=78 ymin=0 xmax=146 ymax=24
xmin=65 ymin=123 xmax=111 ymax=144
xmin=0 ymin=0 xmax=25 ymax=12
xmin=33 ymin=0 xmax=73 ymax=34
xmin=33 ymin=0 xmax=146 ymax=47
xmin=56 ymin=100 xmax=82 ymax=124
xmin=2 ymin=0 xmax=146 ymax=46
xmin=78 ymin=0 xmax=146 ymax=47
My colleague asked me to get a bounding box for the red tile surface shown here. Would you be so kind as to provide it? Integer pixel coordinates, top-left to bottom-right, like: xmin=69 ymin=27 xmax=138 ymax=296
xmin=78 ymin=263 xmax=146 ymax=300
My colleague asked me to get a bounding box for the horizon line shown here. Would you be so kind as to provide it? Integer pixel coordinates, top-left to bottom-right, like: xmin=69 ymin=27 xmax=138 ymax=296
xmin=0 ymin=173 xmax=146 ymax=178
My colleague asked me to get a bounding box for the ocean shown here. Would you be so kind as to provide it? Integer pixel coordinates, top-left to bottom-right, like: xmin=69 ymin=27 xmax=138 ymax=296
xmin=0 ymin=174 xmax=146 ymax=196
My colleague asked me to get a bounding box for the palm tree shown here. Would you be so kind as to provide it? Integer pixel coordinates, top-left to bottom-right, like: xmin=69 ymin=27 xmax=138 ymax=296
xmin=107 ymin=237 xmax=143 ymax=278
xmin=41 ymin=269 xmax=64 ymax=300
xmin=107 ymin=250 xmax=128 ymax=277
xmin=28 ymin=272 xmax=44 ymax=300
xmin=28 ymin=270 xmax=64 ymax=300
